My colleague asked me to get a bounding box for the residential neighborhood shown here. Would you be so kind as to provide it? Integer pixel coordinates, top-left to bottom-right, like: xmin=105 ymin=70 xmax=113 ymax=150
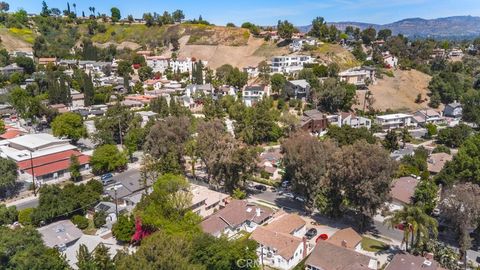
xmin=1 ymin=1 xmax=480 ymax=270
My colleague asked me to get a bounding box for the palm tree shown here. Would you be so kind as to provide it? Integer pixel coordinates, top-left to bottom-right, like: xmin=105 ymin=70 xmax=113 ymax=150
xmin=384 ymin=205 xmax=438 ymax=251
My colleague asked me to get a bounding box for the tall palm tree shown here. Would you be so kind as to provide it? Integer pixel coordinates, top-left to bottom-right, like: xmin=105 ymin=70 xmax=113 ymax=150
xmin=384 ymin=205 xmax=438 ymax=251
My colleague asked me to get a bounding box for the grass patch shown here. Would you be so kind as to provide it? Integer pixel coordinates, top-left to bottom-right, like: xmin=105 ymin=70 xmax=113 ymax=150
xmin=251 ymin=177 xmax=280 ymax=187
xmin=82 ymin=219 xmax=97 ymax=236
xmin=5 ymin=27 xmax=36 ymax=44
xmin=361 ymin=237 xmax=390 ymax=252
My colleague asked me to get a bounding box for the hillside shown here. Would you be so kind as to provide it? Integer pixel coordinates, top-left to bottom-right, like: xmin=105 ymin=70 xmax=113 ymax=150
xmin=355 ymin=69 xmax=432 ymax=112
xmin=0 ymin=26 xmax=34 ymax=52
xmin=302 ymin=16 xmax=480 ymax=39
xmin=90 ymin=23 xmax=250 ymax=49
xmin=311 ymin=43 xmax=360 ymax=70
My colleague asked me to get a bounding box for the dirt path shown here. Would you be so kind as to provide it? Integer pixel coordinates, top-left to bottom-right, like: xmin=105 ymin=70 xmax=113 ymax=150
xmin=355 ymin=69 xmax=432 ymax=112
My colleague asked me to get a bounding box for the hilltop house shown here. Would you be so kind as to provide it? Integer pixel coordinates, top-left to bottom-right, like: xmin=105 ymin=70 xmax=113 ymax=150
xmin=289 ymin=38 xmax=317 ymax=52
xmin=338 ymin=112 xmax=372 ymax=129
xmin=243 ymin=66 xmax=259 ymax=78
xmin=250 ymin=213 xmax=307 ymax=270
xmin=270 ymin=55 xmax=313 ymax=74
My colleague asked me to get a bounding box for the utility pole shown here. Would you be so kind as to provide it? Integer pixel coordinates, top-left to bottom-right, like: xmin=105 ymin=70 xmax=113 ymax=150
xmin=29 ymin=152 xmax=37 ymax=196
xmin=118 ymin=118 xmax=123 ymax=147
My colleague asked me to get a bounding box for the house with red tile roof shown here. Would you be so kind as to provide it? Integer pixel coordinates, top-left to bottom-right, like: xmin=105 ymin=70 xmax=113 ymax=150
xmin=250 ymin=213 xmax=307 ymax=270
xmin=0 ymin=133 xmax=90 ymax=182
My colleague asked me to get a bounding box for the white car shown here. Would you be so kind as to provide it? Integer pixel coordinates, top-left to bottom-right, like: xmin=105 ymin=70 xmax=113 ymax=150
xmin=295 ymin=196 xmax=306 ymax=202
xmin=283 ymin=192 xmax=294 ymax=199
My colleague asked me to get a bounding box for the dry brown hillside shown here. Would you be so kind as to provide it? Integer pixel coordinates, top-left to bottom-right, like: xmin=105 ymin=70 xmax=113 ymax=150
xmin=0 ymin=27 xmax=34 ymax=52
xmin=355 ymin=69 xmax=432 ymax=112
xmin=162 ymin=36 xmax=273 ymax=69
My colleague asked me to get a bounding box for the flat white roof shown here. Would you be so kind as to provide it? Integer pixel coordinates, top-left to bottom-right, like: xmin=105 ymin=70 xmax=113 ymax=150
xmin=7 ymin=133 xmax=67 ymax=149
xmin=376 ymin=113 xmax=413 ymax=120
xmin=191 ymin=184 xmax=229 ymax=206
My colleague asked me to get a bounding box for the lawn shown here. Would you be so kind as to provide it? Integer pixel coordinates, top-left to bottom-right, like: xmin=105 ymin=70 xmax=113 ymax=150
xmin=361 ymin=237 xmax=390 ymax=252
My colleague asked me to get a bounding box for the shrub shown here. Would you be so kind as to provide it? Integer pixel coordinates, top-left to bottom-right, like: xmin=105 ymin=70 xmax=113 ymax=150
xmin=18 ymin=208 xmax=33 ymax=225
xmin=93 ymin=211 xmax=108 ymax=228
xmin=71 ymin=215 xmax=89 ymax=229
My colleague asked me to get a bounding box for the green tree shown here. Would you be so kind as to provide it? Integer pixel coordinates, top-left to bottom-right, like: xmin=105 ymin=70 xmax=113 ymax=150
xmin=361 ymin=27 xmax=377 ymax=45
xmin=308 ymin=17 xmax=329 ymax=40
xmin=270 ymin=73 xmax=286 ymax=94
xmin=0 ymin=119 xmax=4 ymax=134
xmin=277 ymin=20 xmax=295 ymax=40
xmin=137 ymin=65 xmax=152 ymax=82
xmin=71 ymin=214 xmax=89 ymax=229
xmin=172 ymin=10 xmax=185 ymax=23
xmin=461 ymin=89 xmax=480 ymax=126
xmin=437 ymin=123 xmax=472 ymax=148
xmin=0 ymin=204 xmax=17 ymax=225
xmin=327 ymin=125 xmax=376 ymax=146
xmin=76 ymin=244 xmax=96 ymax=270
xmin=0 ymin=226 xmax=69 ymax=269
xmin=51 ymin=112 xmax=87 ymax=143
xmin=377 ymin=29 xmax=392 ymax=41
xmin=93 ymin=211 xmax=107 ymax=228
xmin=15 ymin=56 xmax=35 ymax=74
xmin=413 ymin=179 xmax=439 ymax=214
xmin=150 ymin=96 xmax=170 ymax=117
xmin=384 ymin=205 xmax=438 ymax=251
xmin=110 ymin=7 xmax=121 ymax=22
xmin=282 ymin=131 xmax=336 ymax=209
xmin=90 ymin=144 xmax=127 ymax=175
xmin=69 ymin=154 xmax=82 ymax=182
xmin=383 ymin=129 xmax=399 ymax=151
xmin=117 ymin=60 xmax=133 ymax=77
xmin=112 ymin=214 xmax=135 ymax=242
xmin=0 ymin=157 xmax=18 ymax=198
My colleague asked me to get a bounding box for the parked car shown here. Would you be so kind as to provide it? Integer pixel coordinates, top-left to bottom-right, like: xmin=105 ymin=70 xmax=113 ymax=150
xmin=255 ymin=185 xmax=267 ymax=192
xmin=283 ymin=192 xmax=294 ymax=199
xmin=281 ymin=181 xmax=291 ymax=188
xmin=305 ymin=228 xmax=318 ymax=239
xmin=270 ymin=187 xmax=277 ymax=192
xmin=101 ymin=173 xmax=113 ymax=180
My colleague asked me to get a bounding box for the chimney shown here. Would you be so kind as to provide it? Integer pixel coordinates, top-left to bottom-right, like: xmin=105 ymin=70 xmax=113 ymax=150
xmin=341 ymin=240 xmax=348 ymax=248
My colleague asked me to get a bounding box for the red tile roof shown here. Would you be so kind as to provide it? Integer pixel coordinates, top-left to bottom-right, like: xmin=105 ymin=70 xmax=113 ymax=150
xmin=0 ymin=129 xmax=22 ymax=139
xmin=18 ymin=150 xmax=90 ymax=177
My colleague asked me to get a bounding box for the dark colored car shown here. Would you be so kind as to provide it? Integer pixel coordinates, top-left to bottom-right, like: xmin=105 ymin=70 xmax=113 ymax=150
xmin=305 ymin=228 xmax=318 ymax=239
xmin=254 ymin=185 xmax=267 ymax=192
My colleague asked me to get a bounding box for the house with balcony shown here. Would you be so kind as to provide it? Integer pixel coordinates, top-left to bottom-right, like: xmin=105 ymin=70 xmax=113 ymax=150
xmin=242 ymin=85 xmax=269 ymax=106
xmin=270 ymin=55 xmax=313 ymax=74
xmin=289 ymin=38 xmax=317 ymax=52
xmin=338 ymin=67 xmax=376 ymax=87
xmin=413 ymin=109 xmax=444 ymax=126
xmin=375 ymin=113 xmax=414 ymax=130
xmin=284 ymin=79 xmax=310 ymax=99
xmin=190 ymin=184 xmax=229 ymax=218
xmin=250 ymin=213 xmax=307 ymax=270
xmin=300 ymin=110 xmax=329 ymax=134
xmin=339 ymin=112 xmax=372 ymax=129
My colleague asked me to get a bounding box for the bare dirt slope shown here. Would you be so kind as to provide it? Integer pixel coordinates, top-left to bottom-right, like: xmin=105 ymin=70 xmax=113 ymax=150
xmin=162 ymin=36 xmax=271 ymax=69
xmin=0 ymin=29 xmax=33 ymax=52
xmin=355 ymin=69 xmax=432 ymax=112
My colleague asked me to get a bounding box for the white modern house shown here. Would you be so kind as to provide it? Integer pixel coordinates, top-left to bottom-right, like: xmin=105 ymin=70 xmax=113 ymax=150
xmin=413 ymin=109 xmax=444 ymax=126
xmin=242 ymin=85 xmax=270 ymax=107
xmin=375 ymin=113 xmax=414 ymax=130
xmin=270 ymin=55 xmax=313 ymax=74
xmin=145 ymin=56 xmax=170 ymax=73
xmin=339 ymin=112 xmax=372 ymax=129
xmin=289 ymin=38 xmax=317 ymax=52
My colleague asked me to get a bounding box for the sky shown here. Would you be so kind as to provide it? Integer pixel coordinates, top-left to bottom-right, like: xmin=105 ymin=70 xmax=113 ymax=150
xmin=9 ymin=0 xmax=480 ymax=26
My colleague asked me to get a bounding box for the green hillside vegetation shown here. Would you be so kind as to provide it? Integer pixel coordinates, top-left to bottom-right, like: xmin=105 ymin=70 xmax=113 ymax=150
xmin=90 ymin=23 xmax=250 ymax=47
xmin=5 ymin=27 xmax=35 ymax=44
xmin=312 ymin=43 xmax=360 ymax=70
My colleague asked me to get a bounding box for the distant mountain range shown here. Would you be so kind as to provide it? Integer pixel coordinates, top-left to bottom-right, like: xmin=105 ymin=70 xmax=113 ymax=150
xmin=298 ymin=16 xmax=480 ymax=39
